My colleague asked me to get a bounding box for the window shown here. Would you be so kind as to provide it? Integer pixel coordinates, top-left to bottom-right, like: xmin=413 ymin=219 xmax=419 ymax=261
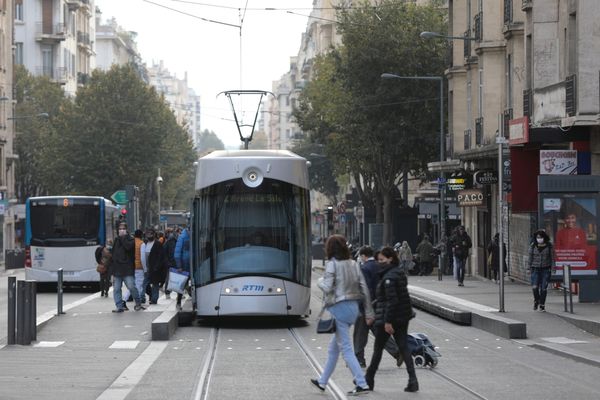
xmin=506 ymin=54 xmax=513 ymax=108
xmin=15 ymin=43 xmax=23 ymax=65
xmin=15 ymin=0 xmax=24 ymax=21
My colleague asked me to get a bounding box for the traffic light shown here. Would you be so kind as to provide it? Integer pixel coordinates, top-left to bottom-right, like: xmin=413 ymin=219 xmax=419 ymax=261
xmin=326 ymin=206 xmax=334 ymax=234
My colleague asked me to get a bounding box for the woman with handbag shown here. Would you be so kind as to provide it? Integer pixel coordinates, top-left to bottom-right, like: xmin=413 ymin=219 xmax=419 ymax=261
xmin=310 ymin=235 xmax=374 ymax=396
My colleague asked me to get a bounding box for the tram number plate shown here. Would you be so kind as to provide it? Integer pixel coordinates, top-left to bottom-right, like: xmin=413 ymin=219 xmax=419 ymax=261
xmin=241 ymin=285 xmax=264 ymax=292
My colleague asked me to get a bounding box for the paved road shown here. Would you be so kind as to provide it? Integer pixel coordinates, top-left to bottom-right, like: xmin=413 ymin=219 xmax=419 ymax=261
xmin=1 ymin=265 xmax=600 ymax=399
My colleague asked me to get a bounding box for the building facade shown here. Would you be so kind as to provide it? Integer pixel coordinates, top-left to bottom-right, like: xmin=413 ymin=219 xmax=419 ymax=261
xmin=0 ymin=0 xmax=15 ymax=260
xmin=14 ymin=0 xmax=96 ymax=96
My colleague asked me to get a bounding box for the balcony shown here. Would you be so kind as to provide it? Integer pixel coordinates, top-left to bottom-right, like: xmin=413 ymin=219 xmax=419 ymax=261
xmin=77 ymin=72 xmax=90 ymax=85
xmin=464 ymin=129 xmax=472 ymax=150
xmin=475 ymin=117 xmax=483 ymax=145
xmin=35 ymin=22 xmax=66 ymax=42
xmin=504 ymin=0 xmax=513 ymax=25
xmin=35 ymin=66 xmax=68 ymax=84
xmin=77 ymin=31 xmax=91 ymax=46
xmin=503 ymin=108 xmax=513 ymax=138
xmin=565 ymin=74 xmax=577 ymax=117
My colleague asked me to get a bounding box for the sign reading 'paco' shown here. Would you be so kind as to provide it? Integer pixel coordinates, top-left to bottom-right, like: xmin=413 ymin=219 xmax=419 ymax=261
xmin=457 ymin=189 xmax=485 ymax=207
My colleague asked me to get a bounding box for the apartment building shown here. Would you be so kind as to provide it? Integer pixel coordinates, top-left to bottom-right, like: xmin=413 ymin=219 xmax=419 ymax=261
xmin=0 ymin=0 xmax=15 ymax=260
xmin=447 ymin=0 xmax=600 ymax=298
xmin=95 ymin=10 xmax=144 ymax=74
xmin=15 ymin=0 xmax=96 ymax=96
xmin=147 ymin=61 xmax=201 ymax=149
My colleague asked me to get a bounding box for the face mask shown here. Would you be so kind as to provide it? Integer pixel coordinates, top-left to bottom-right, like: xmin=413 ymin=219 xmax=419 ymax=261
xmin=536 ymin=238 xmax=544 ymax=244
xmin=118 ymin=229 xmax=126 ymax=236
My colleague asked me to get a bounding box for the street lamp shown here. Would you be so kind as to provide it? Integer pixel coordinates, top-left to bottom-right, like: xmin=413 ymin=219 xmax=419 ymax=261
xmin=156 ymin=168 xmax=163 ymax=228
xmin=381 ymin=73 xmax=446 ymax=281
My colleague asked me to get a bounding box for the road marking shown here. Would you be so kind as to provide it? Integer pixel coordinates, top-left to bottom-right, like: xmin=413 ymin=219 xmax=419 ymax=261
xmin=34 ymin=341 xmax=65 ymax=348
xmin=37 ymin=292 xmax=101 ymax=326
xmin=97 ymin=341 xmax=168 ymax=400
xmin=109 ymin=341 xmax=140 ymax=349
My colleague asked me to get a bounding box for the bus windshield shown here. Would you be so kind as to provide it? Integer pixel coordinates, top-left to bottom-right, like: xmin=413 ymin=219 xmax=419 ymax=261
xmin=30 ymin=203 xmax=100 ymax=245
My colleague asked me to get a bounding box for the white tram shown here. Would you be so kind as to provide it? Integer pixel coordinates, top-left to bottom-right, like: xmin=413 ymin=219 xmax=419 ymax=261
xmin=191 ymin=150 xmax=312 ymax=317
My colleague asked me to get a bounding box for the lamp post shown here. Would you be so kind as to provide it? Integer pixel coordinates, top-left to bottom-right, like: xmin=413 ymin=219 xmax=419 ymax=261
xmin=381 ymin=73 xmax=446 ymax=281
xmin=156 ymin=168 xmax=163 ymax=229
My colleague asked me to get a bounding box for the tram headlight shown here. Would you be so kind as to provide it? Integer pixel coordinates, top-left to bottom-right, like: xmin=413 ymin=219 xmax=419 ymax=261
xmin=242 ymin=167 xmax=264 ymax=188
xmin=224 ymin=287 xmax=231 ymax=294
xmin=276 ymin=287 xmax=283 ymax=293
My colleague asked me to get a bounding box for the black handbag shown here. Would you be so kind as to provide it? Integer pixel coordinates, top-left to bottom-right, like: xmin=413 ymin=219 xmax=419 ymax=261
xmin=316 ymin=308 xmax=336 ymax=334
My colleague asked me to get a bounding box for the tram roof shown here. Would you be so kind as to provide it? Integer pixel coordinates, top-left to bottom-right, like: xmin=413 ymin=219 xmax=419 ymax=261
xmin=195 ymin=150 xmax=310 ymax=190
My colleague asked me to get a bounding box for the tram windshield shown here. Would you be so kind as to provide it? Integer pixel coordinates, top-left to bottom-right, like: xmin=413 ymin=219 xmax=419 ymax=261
xmin=193 ymin=178 xmax=310 ymax=286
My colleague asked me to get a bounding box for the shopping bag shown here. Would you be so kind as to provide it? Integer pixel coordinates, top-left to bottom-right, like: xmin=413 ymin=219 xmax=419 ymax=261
xmin=316 ymin=308 xmax=336 ymax=334
xmin=166 ymin=268 xmax=190 ymax=294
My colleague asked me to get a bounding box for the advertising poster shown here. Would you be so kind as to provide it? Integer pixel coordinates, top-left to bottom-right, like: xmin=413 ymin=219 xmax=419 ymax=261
xmin=539 ymin=150 xmax=577 ymax=175
xmin=542 ymin=196 xmax=597 ymax=276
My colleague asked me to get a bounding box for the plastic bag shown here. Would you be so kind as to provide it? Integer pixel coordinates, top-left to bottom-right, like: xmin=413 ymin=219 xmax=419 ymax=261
xmin=166 ymin=268 xmax=190 ymax=294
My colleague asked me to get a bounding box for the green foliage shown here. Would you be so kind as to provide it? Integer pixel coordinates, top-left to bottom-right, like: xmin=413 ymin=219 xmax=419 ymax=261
xmin=294 ymin=0 xmax=447 ymax=243
xmin=197 ymin=129 xmax=225 ymax=154
xmin=16 ymin=64 xmax=196 ymax=226
xmin=291 ymin=141 xmax=339 ymax=202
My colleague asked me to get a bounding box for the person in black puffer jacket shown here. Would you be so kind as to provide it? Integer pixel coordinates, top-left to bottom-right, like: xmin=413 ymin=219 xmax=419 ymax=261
xmin=365 ymin=246 xmax=418 ymax=393
xmin=529 ymin=229 xmax=553 ymax=312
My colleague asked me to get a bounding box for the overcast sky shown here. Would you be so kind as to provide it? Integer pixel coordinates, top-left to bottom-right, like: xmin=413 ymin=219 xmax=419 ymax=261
xmin=95 ymin=0 xmax=313 ymax=148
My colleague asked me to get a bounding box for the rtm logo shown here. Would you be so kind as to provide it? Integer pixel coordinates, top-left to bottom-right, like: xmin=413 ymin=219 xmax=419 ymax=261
xmin=241 ymin=285 xmax=264 ymax=292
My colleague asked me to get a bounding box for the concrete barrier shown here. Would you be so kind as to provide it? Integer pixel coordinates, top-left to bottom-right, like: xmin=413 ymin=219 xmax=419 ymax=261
xmin=152 ymin=311 xmax=179 ymax=340
xmin=471 ymin=312 xmax=527 ymax=339
xmin=411 ymin=294 xmax=471 ymax=325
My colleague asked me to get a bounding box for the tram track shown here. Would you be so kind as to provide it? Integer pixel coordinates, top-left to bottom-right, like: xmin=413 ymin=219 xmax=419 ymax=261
xmin=192 ymin=328 xmax=220 ymax=400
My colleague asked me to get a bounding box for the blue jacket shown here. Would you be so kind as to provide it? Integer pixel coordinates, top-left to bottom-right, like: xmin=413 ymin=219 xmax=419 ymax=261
xmin=174 ymin=228 xmax=190 ymax=272
xmin=360 ymin=258 xmax=380 ymax=300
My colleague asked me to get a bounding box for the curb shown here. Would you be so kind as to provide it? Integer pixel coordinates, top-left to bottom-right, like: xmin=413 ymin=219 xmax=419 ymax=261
xmin=530 ymin=342 xmax=600 ymax=368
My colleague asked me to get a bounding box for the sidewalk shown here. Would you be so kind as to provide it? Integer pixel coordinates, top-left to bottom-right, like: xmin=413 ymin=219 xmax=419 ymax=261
xmin=408 ymin=273 xmax=600 ymax=367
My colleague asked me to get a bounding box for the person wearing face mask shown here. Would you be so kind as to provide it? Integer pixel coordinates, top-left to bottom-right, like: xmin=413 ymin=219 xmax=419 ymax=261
xmin=110 ymin=222 xmax=144 ymax=312
xmin=528 ymin=230 xmax=553 ymax=312
xmin=141 ymin=228 xmax=169 ymax=304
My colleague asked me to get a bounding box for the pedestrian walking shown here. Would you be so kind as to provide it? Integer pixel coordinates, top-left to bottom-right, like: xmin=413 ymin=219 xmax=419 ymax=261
xmin=133 ymin=229 xmax=146 ymax=304
xmin=110 ymin=222 xmax=144 ymax=312
xmin=529 ymin=229 xmax=553 ymax=311
xmin=487 ymin=233 xmax=507 ymax=283
xmin=450 ymin=226 xmax=472 ymax=286
xmin=397 ymin=241 xmax=413 ymax=274
xmin=310 ymin=235 xmax=374 ymax=396
xmin=365 ymin=246 xmax=418 ymax=393
xmin=141 ymin=228 xmax=168 ymax=304
xmin=163 ymin=228 xmax=178 ymax=299
xmin=416 ymin=235 xmax=434 ymax=276
xmin=95 ymin=242 xmax=112 ymax=297
xmin=353 ymin=246 xmax=401 ymax=368
xmin=174 ymin=226 xmax=191 ymax=310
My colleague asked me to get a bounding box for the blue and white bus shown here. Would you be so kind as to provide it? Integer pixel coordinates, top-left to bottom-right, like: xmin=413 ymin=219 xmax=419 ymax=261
xmin=25 ymin=196 xmax=121 ymax=287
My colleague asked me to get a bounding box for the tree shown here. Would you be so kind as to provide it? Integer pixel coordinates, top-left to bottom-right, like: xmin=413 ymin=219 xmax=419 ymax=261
xmin=295 ymin=1 xmax=447 ymax=244
xmin=197 ymin=129 xmax=225 ymax=155
xmin=13 ymin=66 xmax=69 ymax=202
xmin=291 ymin=141 xmax=339 ymax=203
xmin=42 ymin=64 xmax=196 ymax=226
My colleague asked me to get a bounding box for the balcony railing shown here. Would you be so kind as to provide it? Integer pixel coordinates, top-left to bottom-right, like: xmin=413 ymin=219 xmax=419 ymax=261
xmin=77 ymin=72 xmax=90 ymax=85
xmin=503 ymin=108 xmax=513 ymax=138
xmin=463 ymin=30 xmax=472 ymax=58
xmin=504 ymin=0 xmax=513 ymax=25
xmin=77 ymin=31 xmax=91 ymax=46
xmin=35 ymin=66 xmax=68 ymax=83
xmin=36 ymin=22 xmax=66 ymax=38
xmin=475 ymin=117 xmax=483 ymax=145
xmin=565 ymin=74 xmax=577 ymax=117
xmin=523 ymin=89 xmax=532 ymax=117
xmin=473 ymin=12 xmax=482 ymax=42
xmin=464 ymin=129 xmax=472 ymax=150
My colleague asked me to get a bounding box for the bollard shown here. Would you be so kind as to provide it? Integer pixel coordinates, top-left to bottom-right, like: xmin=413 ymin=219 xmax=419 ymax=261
xmin=23 ymin=281 xmax=32 ymax=345
xmin=28 ymin=280 xmax=37 ymax=341
xmin=7 ymin=276 xmax=16 ymax=345
xmin=16 ymin=280 xmax=26 ymax=345
xmin=57 ymin=268 xmax=65 ymax=315
xmin=563 ymin=265 xmax=574 ymax=314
